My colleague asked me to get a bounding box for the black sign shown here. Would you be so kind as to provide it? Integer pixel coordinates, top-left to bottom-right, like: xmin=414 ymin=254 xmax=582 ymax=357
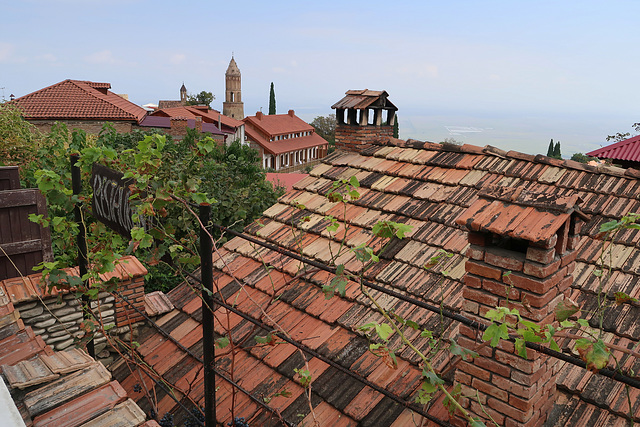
xmin=91 ymin=164 xmax=138 ymax=238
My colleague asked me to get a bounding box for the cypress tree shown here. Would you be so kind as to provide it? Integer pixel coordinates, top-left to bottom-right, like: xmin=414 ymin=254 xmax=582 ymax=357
xmin=546 ymin=139 xmax=554 ymax=157
xmin=554 ymin=141 xmax=562 ymax=159
xmin=269 ymin=82 xmax=276 ymax=115
xmin=393 ymin=115 xmax=399 ymax=138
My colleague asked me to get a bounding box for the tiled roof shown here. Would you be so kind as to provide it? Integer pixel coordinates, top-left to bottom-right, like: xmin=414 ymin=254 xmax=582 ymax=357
xmin=266 ymin=173 xmax=309 ymax=191
xmin=0 ymin=276 xmax=154 ymax=426
xmin=150 ymin=106 xmax=243 ymax=131
xmin=116 ymin=139 xmax=640 ymax=425
xmin=243 ymin=111 xmax=314 ymax=137
xmin=587 ymin=134 xmax=640 ymax=163
xmin=137 ymin=115 xmax=224 ymax=135
xmin=2 ymin=255 xmax=147 ymax=305
xmin=12 ymin=79 xmax=147 ymax=122
xmin=331 ymin=89 xmax=398 ymax=111
xmin=244 ymin=125 xmax=328 ymax=155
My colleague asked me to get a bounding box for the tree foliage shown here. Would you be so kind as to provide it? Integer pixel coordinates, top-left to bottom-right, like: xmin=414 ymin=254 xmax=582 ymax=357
xmin=310 ymin=114 xmax=336 ymax=145
xmin=606 ymin=123 xmax=640 ymax=142
xmin=553 ymin=141 xmax=562 ymax=159
xmin=269 ymin=82 xmax=276 ymax=115
xmin=0 ymin=102 xmax=43 ymax=170
xmin=185 ymin=91 xmax=215 ymax=107
xmin=14 ymin=117 xmax=282 ymax=292
xmin=571 ymin=152 xmax=594 ymax=164
xmin=393 ymin=115 xmax=399 ymax=138
xmin=546 ymin=139 xmax=554 ymax=157
xmin=546 ymin=139 xmax=562 ymax=159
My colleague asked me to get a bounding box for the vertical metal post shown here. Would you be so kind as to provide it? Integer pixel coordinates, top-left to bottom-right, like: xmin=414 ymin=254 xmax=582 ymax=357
xmin=200 ymin=204 xmax=215 ymax=426
xmin=71 ymin=154 xmax=95 ymax=357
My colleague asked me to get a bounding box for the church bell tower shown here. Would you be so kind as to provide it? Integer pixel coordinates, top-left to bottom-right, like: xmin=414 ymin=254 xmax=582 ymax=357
xmin=223 ymin=56 xmax=244 ymax=119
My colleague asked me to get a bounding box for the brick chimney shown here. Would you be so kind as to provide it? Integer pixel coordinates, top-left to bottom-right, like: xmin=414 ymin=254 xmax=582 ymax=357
xmin=170 ymin=116 xmax=188 ymax=137
xmin=288 ymin=109 xmax=295 ymax=117
xmin=256 ymin=111 xmax=263 ymax=120
xmin=453 ymin=186 xmax=585 ymax=426
xmin=195 ymin=116 xmax=202 ymax=133
xmin=331 ymin=89 xmax=397 ymax=153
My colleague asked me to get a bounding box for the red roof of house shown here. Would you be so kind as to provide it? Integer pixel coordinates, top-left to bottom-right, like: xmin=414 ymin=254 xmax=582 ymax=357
xmin=587 ymin=134 xmax=640 ymax=162
xmin=150 ymin=106 xmax=243 ymax=132
xmin=265 ymin=173 xmax=309 ymax=191
xmin=11 ymin=79 xmax=147 ymax=122
xmin=244 ymin=125 xmax=328 ymax=155
xmin=243 ymin=110 xmax=313 ymax=136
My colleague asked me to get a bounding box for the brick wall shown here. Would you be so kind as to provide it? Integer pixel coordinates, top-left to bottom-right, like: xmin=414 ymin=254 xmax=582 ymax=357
xmin=335 ymin=124 xmax=393 ymax=153
xmin=114 ymin=275 xmax=146 ymax=327
xmin=455 ymin=222 xmax=579 ymax=426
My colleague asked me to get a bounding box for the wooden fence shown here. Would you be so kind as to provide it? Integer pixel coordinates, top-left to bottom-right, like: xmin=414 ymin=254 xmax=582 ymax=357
xmin=0 ymin=166 xmax=53 ymax=280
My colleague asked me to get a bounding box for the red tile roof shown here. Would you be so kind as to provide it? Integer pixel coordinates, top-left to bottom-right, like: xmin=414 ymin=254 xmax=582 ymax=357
xmin=2 ymin=255 xmax=147 ymax=305
xmin=114 ymin=138 xmax=640 ymax=426
xmin=244 ymin=111 xmax=313 ymax=136
xmin=150 ymin=105 xmax=243 ymax=131
xmin=265 ymin=173 xmax=308 ymax=191
xmin=587 ymin=134 xmax=640 ymax=163
xmin=12 ymin=79 xmax=147 ymax=122
xmin=245 ymin=125 xmax=328 ymax=155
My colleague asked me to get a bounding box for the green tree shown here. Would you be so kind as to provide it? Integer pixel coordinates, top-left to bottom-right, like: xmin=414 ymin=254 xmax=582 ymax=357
xmin=269 ymin=82 xmax=276 ymax=115
xmin=553 ymin=141 xmax=562 ymax=159
xmin=185 ymin=91 xmax=215 ymax=107
xmin=571 ymin=152 xmax=594 ymax=164
xmin=546 ymin=139 xmax=554 ymax=157
xmin=24 ymin=123 xmax=282 ymax=293
xmin=393 ymin=115 xmax=399 ymax=138
xmin=440 ymin=137 xmax=462 ymax=145
xmin=0 ymin=102 xmax=43 ymax=172
xmin=310 ymin=114 xmax=336 ymax=146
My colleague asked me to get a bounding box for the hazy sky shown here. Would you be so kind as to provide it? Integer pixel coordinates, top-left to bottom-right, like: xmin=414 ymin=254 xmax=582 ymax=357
xmin=3 ymin=1 xmax=639 ymax=156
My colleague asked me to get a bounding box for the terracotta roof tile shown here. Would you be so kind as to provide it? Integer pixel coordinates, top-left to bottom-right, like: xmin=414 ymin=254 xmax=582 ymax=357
xmin=13 ymin=80 xmax=146 ymax=122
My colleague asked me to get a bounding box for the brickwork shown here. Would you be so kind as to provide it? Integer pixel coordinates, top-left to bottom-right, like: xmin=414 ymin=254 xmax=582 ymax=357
xmin=114 ymin=276 xmax=146 ymax=327
xmin=456 ymin=219 xmax=578 ymax=425
xmin=335 ymin=125 xmax=393 ymax=153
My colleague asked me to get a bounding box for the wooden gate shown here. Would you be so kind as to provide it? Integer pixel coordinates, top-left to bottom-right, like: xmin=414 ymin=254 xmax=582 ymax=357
xmin=0 ymin=166 xmax=53 ymax=280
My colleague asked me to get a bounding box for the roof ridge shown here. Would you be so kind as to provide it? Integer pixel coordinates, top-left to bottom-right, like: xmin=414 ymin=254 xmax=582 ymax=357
xmin=70 ymin=80 xmax=138 ymax=121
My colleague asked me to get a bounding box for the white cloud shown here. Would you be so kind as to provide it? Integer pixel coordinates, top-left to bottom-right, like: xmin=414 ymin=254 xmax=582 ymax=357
xmin=40 ymin=53 xmax=57 ymax=62
xmin=84 ymin=50 xmax=118 ymax=65
xmin=169 ymin=54 xmax=186 ymax=65
xmin=0 ymin=42 xmax=26 ymax=63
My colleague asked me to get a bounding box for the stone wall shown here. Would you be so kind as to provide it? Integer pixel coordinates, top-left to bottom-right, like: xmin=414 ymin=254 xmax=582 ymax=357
xmin=16 ymin=292 xmax=115 ymax=352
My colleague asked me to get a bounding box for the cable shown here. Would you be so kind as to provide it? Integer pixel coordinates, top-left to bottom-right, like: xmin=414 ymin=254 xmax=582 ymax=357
xmin=207 ymin=222 xmax=640 ymax=390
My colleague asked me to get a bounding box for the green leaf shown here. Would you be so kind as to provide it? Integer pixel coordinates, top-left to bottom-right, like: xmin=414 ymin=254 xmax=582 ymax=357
xmin=599 ymin=220 xmax=620 ymax=233
xmin=215 ymin=337 xmax=230 ymax=348
xmin=576 ymin=318 xmax=590 ymax=328
xmin=375 ymin=323 xmax=394 ymax=341
xmin=515 ymin=338 xmax=527 ymax=358
xmin=576 ymin=339 xmax=610 ymax=371
xmin=554 ymin=298 xmax=580 ymax=322
xmin=483 ymin=323 xmax=509 ymax=347
xmin=349 ymin=175 xmax=360 ymax=188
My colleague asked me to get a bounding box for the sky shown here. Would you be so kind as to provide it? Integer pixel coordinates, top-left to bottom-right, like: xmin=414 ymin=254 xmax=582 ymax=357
xmin=2 ymin=0 xmax=639 ymax=157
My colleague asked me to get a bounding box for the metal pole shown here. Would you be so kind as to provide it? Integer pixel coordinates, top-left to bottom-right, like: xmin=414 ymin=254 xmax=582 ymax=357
xmin=199 ymin=204 xmax=215 ymax=426
xmin=71 ymin=154 xmax=94 ymax=357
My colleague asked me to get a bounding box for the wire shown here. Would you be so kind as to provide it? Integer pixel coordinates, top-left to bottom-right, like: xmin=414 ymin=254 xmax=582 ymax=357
xmin=207 ymin=222 xmax=640 ymax=390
